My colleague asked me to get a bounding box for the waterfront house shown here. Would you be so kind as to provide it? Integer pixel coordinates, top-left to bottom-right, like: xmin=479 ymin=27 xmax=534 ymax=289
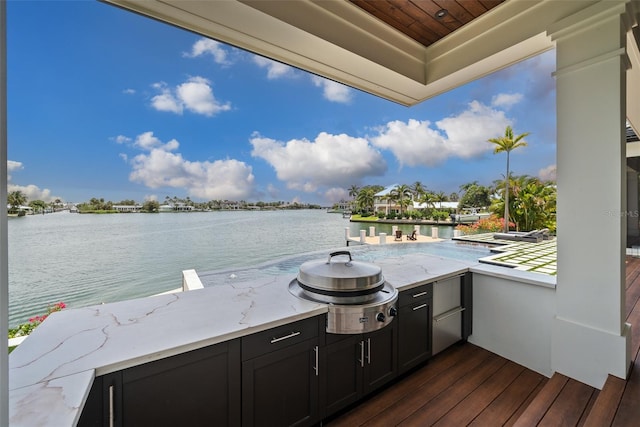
xmin=3 ymin=0 xmax=640 ymax=424
xmin=373 ymin=184 xmax=402 ymax=215
xmin=373 ymin=184 xmax=458 ymax=216
xmin=112 ymin=205 xmax=142 ymax=213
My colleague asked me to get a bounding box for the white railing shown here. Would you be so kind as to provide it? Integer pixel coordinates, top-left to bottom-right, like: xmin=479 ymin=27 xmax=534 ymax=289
xmin=182 ymin=269 xmax=204 ymax=291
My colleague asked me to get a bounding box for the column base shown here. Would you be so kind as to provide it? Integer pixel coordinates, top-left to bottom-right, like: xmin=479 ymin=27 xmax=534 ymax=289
xmin=551 ymin=317 xmax=631 ymax=389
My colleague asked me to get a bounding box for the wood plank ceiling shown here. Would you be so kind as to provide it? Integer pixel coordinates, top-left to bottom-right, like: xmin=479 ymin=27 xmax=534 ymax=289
xmin=349 ymin=0 xmax=506 ymax=48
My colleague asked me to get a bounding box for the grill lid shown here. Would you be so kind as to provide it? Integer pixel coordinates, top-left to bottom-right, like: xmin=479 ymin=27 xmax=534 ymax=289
xmin=297 ymin=251 xmax=384 ymax=293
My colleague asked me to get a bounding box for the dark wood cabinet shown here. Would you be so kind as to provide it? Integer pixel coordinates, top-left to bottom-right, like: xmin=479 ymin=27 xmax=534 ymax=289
xmin=78 ymin=277 xmax=469 ymax=427
xmin=78 ymin=339 xmax=241 ymax=427
xmin=241 ymin=316 xmax=321 ymax=427
xmin=397 ymin=282 xmax=433 ymax=374
xmin=321 ymin=322 xmax=398 ymax=417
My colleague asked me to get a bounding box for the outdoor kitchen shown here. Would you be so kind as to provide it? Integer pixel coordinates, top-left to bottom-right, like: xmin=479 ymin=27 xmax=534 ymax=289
xmin=7 ymin=244 xmax=558 ymax=426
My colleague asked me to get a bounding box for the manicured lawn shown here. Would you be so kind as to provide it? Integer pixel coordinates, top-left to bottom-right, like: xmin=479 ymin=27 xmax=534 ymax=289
xmin=350 ymin=214 xmax=379 ymax=221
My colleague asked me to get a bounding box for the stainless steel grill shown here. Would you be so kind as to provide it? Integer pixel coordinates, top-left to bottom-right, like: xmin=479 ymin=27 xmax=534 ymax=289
xmin=288 ymin=251 xmax=398 ymax=334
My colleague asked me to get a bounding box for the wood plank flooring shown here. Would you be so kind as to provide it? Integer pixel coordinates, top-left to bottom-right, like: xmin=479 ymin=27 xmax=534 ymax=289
xmin=325 ymin=257 xmax=640 ymax=426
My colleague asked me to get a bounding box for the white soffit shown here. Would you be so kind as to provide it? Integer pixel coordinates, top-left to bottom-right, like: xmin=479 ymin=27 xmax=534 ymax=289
xmin=103 ymin=0 xmax=620 ymax=106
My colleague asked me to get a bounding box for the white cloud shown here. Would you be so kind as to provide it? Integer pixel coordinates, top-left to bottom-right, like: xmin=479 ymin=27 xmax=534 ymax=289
xmin=253 ymin=56 xmax=297 ymax=79
xmin=150 ymin=82 xmax=183 ymax=114
xmin=133 ymin=131 xmax=179 ymax=151
xmin=266 ymin=183 xmax=279 ymax=199
xmin=370 ymin=101 xmax=511 ymax=167
xmin=539 ymin=164 xmax=557 ymax=181
xmin=114 ymin=135 xmax=132 ymax=144
xmin=184 ymin=38 xmax=230 ymax=65
xmin=491 ymin=93 xmax=523 ymax=109
xmin=123 ymin=88 xmax=136 ymax=95
xmin=126 ymin=133 xmax=255 ymax=200
xmin=150 ymin=77 xmax=231 ymax=117
xmin=8 ymin=184 xmax=60 ymax=203
xmin=7 ymin=160 xmax=23 ymax=180
xmin=324 ymin=187 xmax=349 ymax=204
xmin=250 ymin=132 xmax=386 ymax=192
xmin=7 ymin=160 xmax=62 ymax=202
xmin=311 ymin=75 xmax=352 ymax=103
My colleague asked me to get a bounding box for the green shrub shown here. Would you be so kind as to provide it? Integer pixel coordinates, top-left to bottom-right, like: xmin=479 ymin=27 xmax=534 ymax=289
xmin=8 ymin=302 xmax=66 ymax=339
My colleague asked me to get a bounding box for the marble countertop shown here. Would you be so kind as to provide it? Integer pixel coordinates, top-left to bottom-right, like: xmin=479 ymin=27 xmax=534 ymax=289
xmin=8 ymin=252 xmax=474 ymax=426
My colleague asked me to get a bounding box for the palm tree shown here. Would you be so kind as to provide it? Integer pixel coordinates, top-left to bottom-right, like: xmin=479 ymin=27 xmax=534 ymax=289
xmin=503 ymin=175 xmax=556 ymax=232
xmin=391 ymin=184 xmax=412 ymax=217
xmin=459 ymin=181 xmax=479 ymax=193
xmin=8 ymin=190 xmax=27 ymax=213
xmin=29 ymin=200 xmax=47 ymax=214
xmin=348 ymin=185 xmax=360 ymax=200
xmin=419 ymin=191 xmax=436 ymax=220
xmin=434 ymin=191 xmax=447 ymax=208
xmin=488 ymin=126 xmax=530 ymax=232
xmin=356 ymin=188 xmax=375 ymax=214
xmin=411 ymin=181 xmax=426 ymax=200
xmin=348 ymin=185 xmax=360 ymax=212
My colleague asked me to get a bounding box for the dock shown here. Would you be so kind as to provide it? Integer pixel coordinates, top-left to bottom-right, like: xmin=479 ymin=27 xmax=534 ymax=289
xmin=345 ymin=226 xmax=444 ymax=246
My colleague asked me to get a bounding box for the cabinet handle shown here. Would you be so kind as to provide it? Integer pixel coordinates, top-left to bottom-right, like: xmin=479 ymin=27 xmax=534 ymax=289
xmin=412 ymin=291 xmax=428 ymax=298
xmin=359 ymin=340 xmax=365 ymax=368
xmin=412 ymin=303 xmax=428 ymax=311
xmin=270 ymin=331 xmax=301 ymax=344
xmin=366 ymin=338 xmax=371 ymax=365
xmin=313 ymin=346 xmax=319 ymax=376
xmin=434 ymin=307 xmax=465 ymax=323
xmin=109 ymin=385 xmax=114 ymax=427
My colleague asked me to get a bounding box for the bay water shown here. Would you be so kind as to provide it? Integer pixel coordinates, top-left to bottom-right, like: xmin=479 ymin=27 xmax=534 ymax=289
xmin=7 ymin=210 xmax=455 ymax=327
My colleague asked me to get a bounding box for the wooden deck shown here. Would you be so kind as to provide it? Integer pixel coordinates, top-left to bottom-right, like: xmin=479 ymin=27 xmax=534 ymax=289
xmin=326 ymin=257 xmax=640 ymax=426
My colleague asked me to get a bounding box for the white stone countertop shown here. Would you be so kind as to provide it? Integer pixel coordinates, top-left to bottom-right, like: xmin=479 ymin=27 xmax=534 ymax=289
xmin=8 ymin=252 xmax=475 ymax=426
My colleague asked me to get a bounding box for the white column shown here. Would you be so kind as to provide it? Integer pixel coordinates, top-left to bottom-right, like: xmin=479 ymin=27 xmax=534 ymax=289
xmin=550 ymin=1 xmax=631 ymax=388
xmin=379 ymin=233 xmax=386 ymax=244
xmin=414 ymin=225 xmax=421 ymax=235
xmin=0 ymin=2 xmax=8 ymax=423
xmin=369 ymin=226 xmax=375 ymax=237
xmin=359 ymin=230 xmax=366 ymax=243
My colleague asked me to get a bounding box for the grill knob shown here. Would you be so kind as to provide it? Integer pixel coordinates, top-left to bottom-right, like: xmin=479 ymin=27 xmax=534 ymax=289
xmin=389 ymin=306 xmax=398 ymax=317
xmin=376 ymin=312 xmax=386 ymax=322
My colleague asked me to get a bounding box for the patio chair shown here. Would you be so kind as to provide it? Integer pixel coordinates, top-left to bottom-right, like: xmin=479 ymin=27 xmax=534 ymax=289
xmin=394 ymin=230 xmax=403 ymax=241
xmin=407 ymin=230 xmax=417 ymax=241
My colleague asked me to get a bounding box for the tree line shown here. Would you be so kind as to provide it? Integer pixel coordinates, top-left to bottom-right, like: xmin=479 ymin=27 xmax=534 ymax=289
xmin=7 ymin=191 xmax=61 ymax=215
xmin=6 ymin=191 xmax=323 ymax=214
xmin=347 ymin=126 xmax=556 ymax=232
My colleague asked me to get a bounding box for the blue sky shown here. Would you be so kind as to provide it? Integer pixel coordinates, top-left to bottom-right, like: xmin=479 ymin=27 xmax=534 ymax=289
xmin=6 ymin=1 xmax=557 ymax=206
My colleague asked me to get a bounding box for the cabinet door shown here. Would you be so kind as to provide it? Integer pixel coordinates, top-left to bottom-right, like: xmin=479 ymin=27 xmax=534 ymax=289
xmin=398 ymin=298 xmax=432 ymax=374
xmin=363 ymin=322 xmax=397 ymax=394
xmin=321 ymin=334 xmax=363 ymax=417
xmin=78 ymin=341 xmax=241 ymax=427
xmin=242 ymin=338 xmax=319 ymax=427
xmin=121 ymin=340 xmax=241 ymax=427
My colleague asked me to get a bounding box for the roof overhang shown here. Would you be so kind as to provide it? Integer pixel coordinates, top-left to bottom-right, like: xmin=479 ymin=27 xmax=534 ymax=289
xmin=104 ymin=1 xmax=639 ymax=110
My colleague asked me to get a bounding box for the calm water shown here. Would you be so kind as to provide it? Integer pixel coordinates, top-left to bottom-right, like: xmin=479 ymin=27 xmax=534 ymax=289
xmin=7 ymin=210 xmax=467 ymax=327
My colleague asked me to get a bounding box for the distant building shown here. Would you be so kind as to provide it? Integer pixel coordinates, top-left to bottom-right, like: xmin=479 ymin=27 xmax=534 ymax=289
xmin=373 ymin=185 xmax=458 ymax=215
xmin=158 ymin=203 xmax=194 ymax=212
xmin=112 ymin=205 xmax=142 ymax=213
